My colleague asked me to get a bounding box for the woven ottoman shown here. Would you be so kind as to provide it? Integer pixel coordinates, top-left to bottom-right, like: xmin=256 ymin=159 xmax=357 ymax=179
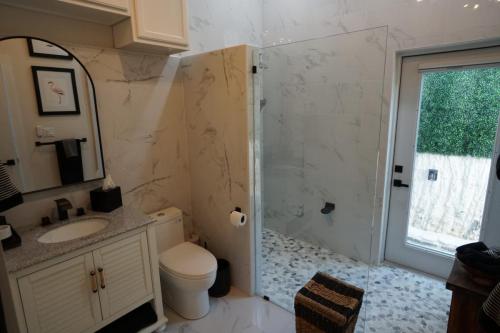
xmin=294 ymin=272 xmax=364 ymax=333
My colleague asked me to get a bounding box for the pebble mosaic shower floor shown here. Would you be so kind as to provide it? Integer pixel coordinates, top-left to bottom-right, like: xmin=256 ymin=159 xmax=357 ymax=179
xmin=261 ymin=228 xmax=452 ymax=333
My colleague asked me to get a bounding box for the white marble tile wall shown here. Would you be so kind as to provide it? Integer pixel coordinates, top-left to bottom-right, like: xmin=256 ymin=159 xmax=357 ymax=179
xmin=262 ymin=0 xmax=500 ymax=261
xmin=262 ymin=27 xmax=387 ymax=263
xmin=4 ymin=46 xmax=194 ymax=231
xmin=184 ymin=0 xmax=262 ymax=55
xmin=182 ymin=45 xmax=255 ymax=294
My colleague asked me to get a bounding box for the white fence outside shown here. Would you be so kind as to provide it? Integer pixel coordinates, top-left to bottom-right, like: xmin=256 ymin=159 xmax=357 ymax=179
xmin=407 ymin=153 xmax=491 ymax=253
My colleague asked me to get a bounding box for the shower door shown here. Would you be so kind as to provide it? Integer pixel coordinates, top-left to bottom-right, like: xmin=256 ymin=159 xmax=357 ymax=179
xmin=386 ymin=47 xmax=500 ymax=278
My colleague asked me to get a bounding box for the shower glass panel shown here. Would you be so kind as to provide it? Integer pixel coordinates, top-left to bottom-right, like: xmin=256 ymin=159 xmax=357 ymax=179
xmin=256 ymin=27 xmax=388 ymax=333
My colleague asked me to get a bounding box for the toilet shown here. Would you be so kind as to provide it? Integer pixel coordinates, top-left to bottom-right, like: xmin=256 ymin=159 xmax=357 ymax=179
xmin=149 ymin=207 xmax=217 ymax=319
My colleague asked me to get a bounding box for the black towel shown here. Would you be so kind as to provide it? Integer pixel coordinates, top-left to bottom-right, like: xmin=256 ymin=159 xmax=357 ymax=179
xmin=0 ymin=165 xmax=23 ymax=212
xmin=456 ymin=242 xmax=500 ymax=277
xmin=55 ymin=139 xmax=84 ymax=185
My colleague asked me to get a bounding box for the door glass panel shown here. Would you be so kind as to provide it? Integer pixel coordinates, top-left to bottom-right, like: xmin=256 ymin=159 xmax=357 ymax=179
xmin=407 ymin=66 xmax=500 ymax=254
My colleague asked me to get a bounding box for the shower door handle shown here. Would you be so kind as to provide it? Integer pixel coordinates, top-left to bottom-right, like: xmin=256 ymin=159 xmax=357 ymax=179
xmin=393 ymin=179 xmax=409 ymax=188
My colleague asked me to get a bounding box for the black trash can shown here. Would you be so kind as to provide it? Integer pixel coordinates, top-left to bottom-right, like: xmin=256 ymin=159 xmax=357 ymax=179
xmin=209 ymin=259 xmax=231 ymax=297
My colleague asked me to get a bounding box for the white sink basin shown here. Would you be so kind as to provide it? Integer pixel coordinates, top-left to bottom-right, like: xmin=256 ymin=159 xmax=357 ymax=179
xmin=38 ymin=218 xmax=109 ymax=244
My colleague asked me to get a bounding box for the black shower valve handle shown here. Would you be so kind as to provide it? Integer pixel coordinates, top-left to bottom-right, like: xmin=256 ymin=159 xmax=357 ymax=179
xmin=321 ymin=202 xmax=335 ymax=214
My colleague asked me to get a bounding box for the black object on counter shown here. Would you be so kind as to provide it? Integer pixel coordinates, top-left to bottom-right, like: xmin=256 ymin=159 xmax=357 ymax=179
xmin=0 ymin=216 xmax=21 ymax=250
xmin=209 ymin=259 xmax=231 ymax=298
xmin=96 ymin=302 xmax=157 ymax=333
xmin=90 ymin=186 xmax=122 ymax=212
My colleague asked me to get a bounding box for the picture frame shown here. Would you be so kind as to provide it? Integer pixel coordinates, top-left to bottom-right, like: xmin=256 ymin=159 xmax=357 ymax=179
xmin=27 ymin=38 xmax=73 ymax=60
xmin=31 ymin=66 xmax=80 ymax=116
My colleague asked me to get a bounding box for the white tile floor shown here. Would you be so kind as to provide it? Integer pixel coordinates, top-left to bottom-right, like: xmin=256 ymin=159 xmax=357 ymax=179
xmin=159 ymin=288 xmax=295 ymax=333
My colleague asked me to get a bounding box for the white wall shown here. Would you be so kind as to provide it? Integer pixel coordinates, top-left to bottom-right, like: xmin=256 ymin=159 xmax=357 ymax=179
xmin=262 ymin=0 xmax=500 ymax=262
xmin=182 ymin=45 xmax=255 ymax=294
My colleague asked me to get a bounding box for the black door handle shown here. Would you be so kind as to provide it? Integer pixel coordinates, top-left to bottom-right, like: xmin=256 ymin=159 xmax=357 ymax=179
xmin=496 ymin=155 xmax=500 ymax=180
xmin=0 ymin=159 xmax=15 ymax=166
xmin=393 ymin=179 xmax=409 ymax=188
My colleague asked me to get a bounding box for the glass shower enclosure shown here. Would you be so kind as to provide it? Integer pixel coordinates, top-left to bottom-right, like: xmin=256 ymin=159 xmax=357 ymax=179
xmin=254 ymin=27 xmax=388 ymax=333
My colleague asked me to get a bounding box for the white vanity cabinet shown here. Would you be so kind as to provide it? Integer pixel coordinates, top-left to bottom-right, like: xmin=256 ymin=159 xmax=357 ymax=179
xmin=92 ymin=233 xmax=152 ymax=319
xmin=18 ymin=254 xmax=101 ymax=333
xmin=11 ymin=230 xmax=163 ymax=333
xmin=113 ymin=0 xmax=189 ymax=54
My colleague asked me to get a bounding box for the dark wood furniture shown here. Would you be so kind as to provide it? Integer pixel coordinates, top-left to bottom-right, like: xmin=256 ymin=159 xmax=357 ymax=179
xmin=446 ymin=259 xmax=496 ymax=333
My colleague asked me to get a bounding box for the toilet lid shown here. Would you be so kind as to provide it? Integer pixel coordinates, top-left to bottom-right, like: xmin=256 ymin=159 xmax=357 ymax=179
xmin=159 ymin=242 xmax=217 ymax=279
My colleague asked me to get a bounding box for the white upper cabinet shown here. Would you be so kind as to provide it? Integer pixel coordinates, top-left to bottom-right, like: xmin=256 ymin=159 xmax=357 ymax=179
xmin=113 ymin=0 xmax=189 ymax=54
xmin=1 ymin=0 xmax=190 ymax=53
xmin=58 ymin=0 xmax=130 ymax=15
xmin=0 ymin=0 xmax=131 ymax=25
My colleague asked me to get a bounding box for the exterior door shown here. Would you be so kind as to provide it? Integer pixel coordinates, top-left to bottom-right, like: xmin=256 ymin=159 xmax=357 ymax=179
xmin=386 ymin=47 xmax=500 ymax=278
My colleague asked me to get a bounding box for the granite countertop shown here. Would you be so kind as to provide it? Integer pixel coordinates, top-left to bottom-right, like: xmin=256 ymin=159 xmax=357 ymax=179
xmin=4 ymin=206 xmax=154 ymax=273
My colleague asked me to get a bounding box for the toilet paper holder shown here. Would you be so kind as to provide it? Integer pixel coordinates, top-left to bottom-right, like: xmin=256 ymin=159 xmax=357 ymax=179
xmin=232 ymin=207 xmax=242 ymax=213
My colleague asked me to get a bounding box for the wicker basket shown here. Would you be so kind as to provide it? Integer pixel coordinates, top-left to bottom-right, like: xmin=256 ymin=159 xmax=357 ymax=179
xmin=294 ymin=272 xmax=364 ymax=333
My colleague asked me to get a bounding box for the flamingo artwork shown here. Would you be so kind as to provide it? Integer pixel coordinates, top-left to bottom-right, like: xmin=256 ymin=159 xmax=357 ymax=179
xmin=47 ymin=81 xmax=65 ymax=104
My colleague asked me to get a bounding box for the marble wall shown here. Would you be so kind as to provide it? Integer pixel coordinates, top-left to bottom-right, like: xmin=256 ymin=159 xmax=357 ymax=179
xmin=261 ymin=27 xmax=387 ymax=262
xmin=4 ymin=46 xmax=193 ymax=231
xmin=262 ymin=0 xmax=500 ymax=261
xmin=182 ymin=45 xmax=255 ymax=294
xmin=1 ymin=1 xmax=263 ymax=236
xmin=186 ymin=0 xmax=262 ymax=54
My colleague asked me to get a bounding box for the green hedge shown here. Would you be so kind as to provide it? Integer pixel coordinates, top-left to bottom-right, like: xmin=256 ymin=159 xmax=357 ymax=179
xmin=416 ymin=67 xmax=500 ymax=158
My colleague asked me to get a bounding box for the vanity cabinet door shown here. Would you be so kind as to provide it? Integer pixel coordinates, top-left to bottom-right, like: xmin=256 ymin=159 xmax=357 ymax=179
xmin=92 ymin=232 xmax=153 ymax=320
xmin=17 ymin=254 xmax=101 ymax=333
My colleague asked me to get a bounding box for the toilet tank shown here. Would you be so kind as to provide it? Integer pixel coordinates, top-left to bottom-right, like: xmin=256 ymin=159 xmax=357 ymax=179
xmin=149 ymin=207 xmax=184 ymax=254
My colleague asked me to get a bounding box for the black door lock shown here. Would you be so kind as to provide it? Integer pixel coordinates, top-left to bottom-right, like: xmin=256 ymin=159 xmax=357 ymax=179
xmin=393 ymin=179 xmax=409 ymax=188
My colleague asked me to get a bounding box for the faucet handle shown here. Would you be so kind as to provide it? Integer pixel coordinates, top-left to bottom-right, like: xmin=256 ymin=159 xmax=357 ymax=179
xmin=55 ymin=198 xmax=73 ymax=209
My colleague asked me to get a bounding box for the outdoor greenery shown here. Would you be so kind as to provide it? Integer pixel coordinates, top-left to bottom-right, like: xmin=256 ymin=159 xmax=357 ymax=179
xmin=417 ymin=67 xmax=500 ymax=158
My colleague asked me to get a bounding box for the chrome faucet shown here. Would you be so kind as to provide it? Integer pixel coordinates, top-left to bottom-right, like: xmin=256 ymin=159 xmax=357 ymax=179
xmin=55 ymin=198 xmax=73 ymax=221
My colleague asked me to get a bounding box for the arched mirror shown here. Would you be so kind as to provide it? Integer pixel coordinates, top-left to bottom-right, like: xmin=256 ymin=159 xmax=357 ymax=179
xmin=0 ymin=37 xmax=104 ymax=193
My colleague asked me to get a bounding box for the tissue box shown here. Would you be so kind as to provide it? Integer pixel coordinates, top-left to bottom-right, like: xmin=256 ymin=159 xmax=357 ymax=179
xmin=90 ymin=186 xmax=122 ymax=212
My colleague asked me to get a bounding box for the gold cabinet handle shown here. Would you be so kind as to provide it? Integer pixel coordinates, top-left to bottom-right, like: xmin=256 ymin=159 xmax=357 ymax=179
xmin=98 ymin=267 xmax=105 ymax=289
xmin=90 ymin=271 xmax=98 ymax=293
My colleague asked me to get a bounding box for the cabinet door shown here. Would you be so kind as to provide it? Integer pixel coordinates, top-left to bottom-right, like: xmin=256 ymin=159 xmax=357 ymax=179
xmin=18 ymin=254 xmax=101 ymax=333
xmin=134 ymin=0 xmax=188 ymax=46
xmin=92 ymin=232 xmax=153 ymax=319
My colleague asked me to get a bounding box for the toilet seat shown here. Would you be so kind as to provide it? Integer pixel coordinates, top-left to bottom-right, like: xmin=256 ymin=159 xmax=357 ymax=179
xmin=159 ymin=242 xmax=217 ymax=280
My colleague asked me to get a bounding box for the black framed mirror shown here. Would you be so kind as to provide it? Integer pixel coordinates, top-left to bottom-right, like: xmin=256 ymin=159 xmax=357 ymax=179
xmin=0 ymin=36 xmax=105 ymax=193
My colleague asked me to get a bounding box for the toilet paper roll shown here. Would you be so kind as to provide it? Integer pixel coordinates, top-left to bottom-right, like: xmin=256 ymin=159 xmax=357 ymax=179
xmin=230 ymin=210 xmax=247 ymax=227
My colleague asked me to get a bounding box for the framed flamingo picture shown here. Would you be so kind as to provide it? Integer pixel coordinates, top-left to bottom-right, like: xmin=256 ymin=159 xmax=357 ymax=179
xmin=31 ymin=66 xmax=80 ymax=116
